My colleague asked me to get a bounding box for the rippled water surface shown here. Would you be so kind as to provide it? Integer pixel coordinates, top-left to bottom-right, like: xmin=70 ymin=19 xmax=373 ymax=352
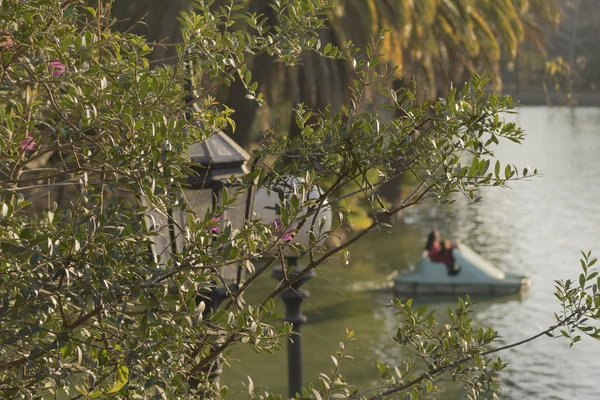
xmin=223 ymin=107 xmax=600 ymax=399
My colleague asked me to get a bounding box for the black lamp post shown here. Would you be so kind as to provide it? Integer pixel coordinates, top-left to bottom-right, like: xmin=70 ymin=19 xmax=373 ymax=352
xmin=254 ymin=179 xmax=332 ymax=398
xmin=147 ymin=130 xmax=254 ymax=301
xmin=184 ymin=131 xmax=255 ymax=309
xmin=271 ymin=259 xmax=315 ymax=399
xmin=143 ymin=130 xmax=255 ymax=383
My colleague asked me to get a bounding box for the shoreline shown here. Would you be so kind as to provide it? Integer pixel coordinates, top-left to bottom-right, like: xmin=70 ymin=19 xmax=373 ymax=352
xmin=500 ymin=90 xmax=600 ymax=107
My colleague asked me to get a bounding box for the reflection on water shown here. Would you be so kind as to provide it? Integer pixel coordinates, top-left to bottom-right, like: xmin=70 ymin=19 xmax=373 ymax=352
xmin=223 ymin=107 xmax=600 ymax=399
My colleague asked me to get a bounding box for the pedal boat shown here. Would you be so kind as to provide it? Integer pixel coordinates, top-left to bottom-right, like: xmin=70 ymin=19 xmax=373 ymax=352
xmin=393 ymin=244 xmax=531 ymax=296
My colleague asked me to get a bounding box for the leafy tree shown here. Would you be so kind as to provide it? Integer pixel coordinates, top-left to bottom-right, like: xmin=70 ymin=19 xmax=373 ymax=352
xmin=109 ymin=0 xmax=560 ymax=147
xmin=0 ymin=1 xmax=599 ymax=399
xmin=547 ymin=0 xmax=600 ymax=93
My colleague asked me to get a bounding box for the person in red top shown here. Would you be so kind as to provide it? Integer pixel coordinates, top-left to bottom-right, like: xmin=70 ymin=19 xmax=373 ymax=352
xmin=426 ymin=233 xmax=461 ymax=275
xmin=425 ymin=231 xmax=441 ymax=258
xmin=439 ymin=239 xmax=460 ymax=275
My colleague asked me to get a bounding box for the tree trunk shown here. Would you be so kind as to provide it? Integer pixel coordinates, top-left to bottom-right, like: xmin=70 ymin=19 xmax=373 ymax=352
xmin=222 ymin=2 xmax=279 ymax=149
xmin=223 ymin=51 xmax=275 ymax=149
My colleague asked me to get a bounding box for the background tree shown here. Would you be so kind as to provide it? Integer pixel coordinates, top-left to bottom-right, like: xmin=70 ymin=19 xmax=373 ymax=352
xmin=548 ymin=0 xmax=600 ymax=94
xmin=109 ymin=0 xmax=560 ymax=148
xmin=500 ymin=0 xmax=600 ymax=101
xmin=107 ymin=0 xmax=561 ymax=219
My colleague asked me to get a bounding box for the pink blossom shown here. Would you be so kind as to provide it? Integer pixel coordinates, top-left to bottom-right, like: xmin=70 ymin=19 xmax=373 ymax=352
xmin=205 ymin=217 xmax=220 ymax=234
xmin=19 ymin=133 xmax=36 ymax=151
xmin=0 ymin=33 xmax=14 ymax=50
xmin=48 ymin=60 xmax=65 ymax=77
xmin=272 ymin=217 xmax=296 ymax=243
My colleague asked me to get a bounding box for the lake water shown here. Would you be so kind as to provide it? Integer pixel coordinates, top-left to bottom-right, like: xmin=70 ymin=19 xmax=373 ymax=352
xmin=223 ymin=107 xmax=600 ymax=399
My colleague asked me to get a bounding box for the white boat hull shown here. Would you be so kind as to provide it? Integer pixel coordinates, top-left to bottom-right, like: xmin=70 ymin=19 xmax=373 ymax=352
xmin=394 ymin=277 xmax=530 ymax=296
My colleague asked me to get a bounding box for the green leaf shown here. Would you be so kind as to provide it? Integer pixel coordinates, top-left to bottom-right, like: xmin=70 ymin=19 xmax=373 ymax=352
xmin=368 ymin=58 xmax=380 ymax=68
xmin=469 ymin=157 xmax=479 ymax=177
xmin=83 ymin=6 xmax=97 ymax=16
xmin=478 ymin=159 xmax=488 ymax=176
xmin=30 ymin=248 xmax=41 ymax=266
xmin=105 ymin=365 xmax=129 ymax=395
xmin=229 ymin=245 xmax=239 ymax=260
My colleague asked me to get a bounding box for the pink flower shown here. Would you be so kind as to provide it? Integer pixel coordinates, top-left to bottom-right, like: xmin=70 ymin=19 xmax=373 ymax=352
xmin=272 ymin=217 xmax=296 ymax=243
xmin=205 ymin=217 xmax=220 ymax=234
xmin=0 ymin=33 xmax=14 ymax=50
xmin=48 ymin=60 xmax=65 ymax=77
xmin=19 ymin=133 xmax=36 ymax=151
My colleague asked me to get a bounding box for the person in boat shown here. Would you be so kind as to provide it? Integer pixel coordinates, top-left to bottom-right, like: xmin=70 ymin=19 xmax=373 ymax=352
xmin=438 ymin=239 xmax=460 ymax=276
xmin=425 ymin=231 xmax=441 ymax=257
xmin=426 ymin=232 xmax=461 ymax=274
